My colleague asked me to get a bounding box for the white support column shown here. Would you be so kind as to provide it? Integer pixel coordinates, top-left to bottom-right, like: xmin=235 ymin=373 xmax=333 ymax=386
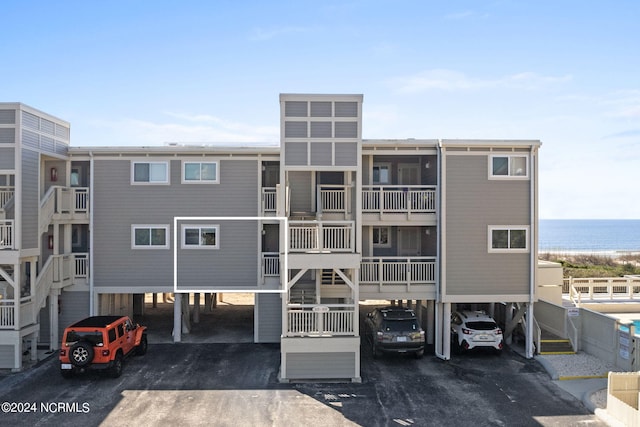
xmin=442 ymin=302 xmax=451 ymax=360
xmin=13 ymin=264 xmax=20 ymax=332
xmin=506 ymin=303 xmax=514 ymax=345
xmin=193 ymin=293 xmax=201 ymax=324
xmin=50 ymin=289 xmax=60 ymax=350
xmin=173 ymin=293 xmax=182 ymax=342
xmin=526 ymin=303 xmax=534 ymax=359
xmin=427 ymin=300 xmax=435 ymax=345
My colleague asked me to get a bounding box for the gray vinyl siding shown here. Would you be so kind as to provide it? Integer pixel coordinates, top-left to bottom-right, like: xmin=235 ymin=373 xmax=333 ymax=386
xmin=285 ymin=101 xmax=308 ymax=117
xmin=92 ymin=159 xmax=260 ymax=291
xmin=445 ymin=155 xmax=530 ymax=297
xmin=334 ymin=102 xmax=358 ymax=117
xmin=22 ymin=129 xmax=39 ymax=150
xmin=284 ymin=142 xmax=307 ymax=166
xmin=286 ymin=352 xmax=356 ymax=379
xmin=284 ymin=121 xmax=307 ymax=138
xmin=0 ymin=345 xmax=15 ymax=369
xmin=0 ymin=148 xmax=14 ymax=169
xmin=255 ymin=293 xmax=282 ymax=343
xmin=310 ymin=102 xmax=331 ymax=117
xmin=58 ymin=291 xmax=90 ymax=340
xmin=21 ymin=149 xmax=39 ymax=249
xmin=335 ymin=143 xmax=358 ymax=166
xmin=310 ymin=122 xmax=332 ymax=138
xmin=334 ymin=122 xmax=358 ymax=138
xmin=288 ymin=171 xmax=312 ymax=213
xmin=0 ymin=128 xmax=15 ymax=144
xmin=310 ymin=142 xmax=332 ymax=166
xmin=22 ymin=111 xmax=39 ymax=130
xmin=0 ymin=109 xmax=16 ymax=124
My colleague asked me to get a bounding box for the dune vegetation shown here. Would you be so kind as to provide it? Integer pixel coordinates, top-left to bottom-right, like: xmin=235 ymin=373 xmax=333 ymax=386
xmin=539 ymin=253 xmax=640 ymax=278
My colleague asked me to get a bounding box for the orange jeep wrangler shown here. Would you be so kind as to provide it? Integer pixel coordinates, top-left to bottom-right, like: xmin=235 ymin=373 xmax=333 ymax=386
xmin=59 ymin=315 xmax=147 ymax=378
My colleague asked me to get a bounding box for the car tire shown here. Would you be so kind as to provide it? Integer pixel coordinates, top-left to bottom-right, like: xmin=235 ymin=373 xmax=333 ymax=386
xmin=60 ymin=369 xmax=73 ymax=379
xmin=136 ymin=334 xmax=148 ymax=356
xmin=70 ymin=341 xmax=94 ymax=367
xmin=414 ymin=349 xmax=424 ymax=359
xmin=110 ymin=353 xmax=123 ymax=378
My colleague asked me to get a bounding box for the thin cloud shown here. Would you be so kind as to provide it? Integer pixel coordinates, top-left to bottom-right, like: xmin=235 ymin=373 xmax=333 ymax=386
xmin=603 ymin=129 xmax=640 ymax=139
xmin=391 ymin=69 xmax=572 ymax=93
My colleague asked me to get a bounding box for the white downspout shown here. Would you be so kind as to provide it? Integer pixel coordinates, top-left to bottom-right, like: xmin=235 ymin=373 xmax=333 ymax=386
xmin=526 ymin=147 xmax=537 ymax=358
xmin=89 ymin=151 xmax=95 ymax=316
xmin=435 ymin=139 xmax=448 ymax=360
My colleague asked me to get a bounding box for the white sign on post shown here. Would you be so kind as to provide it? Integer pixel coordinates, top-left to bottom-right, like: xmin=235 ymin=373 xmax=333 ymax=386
xmin=567 ymin=308 xmax=580 ymax=317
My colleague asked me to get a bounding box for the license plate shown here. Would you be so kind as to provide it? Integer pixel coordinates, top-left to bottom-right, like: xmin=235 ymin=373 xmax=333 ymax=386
xmin=477 ymin=335 xmax=489 ymax=341
xmin=396 ymin=336 xmax=408 ymax=342
xmin=61 ymin=363 xmax=72 ymax=370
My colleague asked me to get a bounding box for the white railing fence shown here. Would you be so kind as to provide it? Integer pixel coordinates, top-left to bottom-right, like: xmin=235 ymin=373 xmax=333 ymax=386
xmin=262 ymin=187 xmax=277 ymax=213
xmin=362 ymin=185 xmax=436 ymax=213
xmin=318 ymin=185 xmax=349 ymax=213
xmin=0 ymin=187 xmax=14 ymax=208
xmin=0 ymin=220 xmax=14 ymax=249
xmin=289 ymin=221 xmax=354 ymax=252
xmin=564 ymin=277 xmax=640 ymax=304
xmin=360 ymin=257 xmax=437 ymax=284
xmin=286 ymin=304 xmax=355 ymax=336
xmin=262 ymin=252 xmax=280 ymax=277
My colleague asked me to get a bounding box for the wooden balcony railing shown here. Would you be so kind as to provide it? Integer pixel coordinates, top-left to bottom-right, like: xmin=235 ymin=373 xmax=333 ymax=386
xmin=286 ymin=304 xmax=355 ymax=336
xmin=289 ymin=221 xmax=355 ymax=253
xmin=360 ymin=257 xmax=437 ymax=285
xmin=362 ymin=185 xmax=436 ymax=214
xmin=0 ymin=220 xmax=14 ymax=249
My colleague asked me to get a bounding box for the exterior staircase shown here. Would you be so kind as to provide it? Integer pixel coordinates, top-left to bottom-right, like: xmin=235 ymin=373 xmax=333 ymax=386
xmin=321 ymin=269 xmax=346 ymax=286
xmin=539 ymin=330 xmax=575 ymax=355
xmin=289 ymin=283 xmax=316 ymax=304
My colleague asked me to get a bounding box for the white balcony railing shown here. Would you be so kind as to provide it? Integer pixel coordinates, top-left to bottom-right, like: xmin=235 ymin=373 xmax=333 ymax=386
xmin=286 ymin=304 xmax=355 ymax=336
xmin=318 ymin=185 xmax=349 ymax=214
xmin=57 ymin=187 xmax=89 ymax=213
xmin=0 ymin=220 xmax=14 ymax=249
xmin=0 ymin=187 xmax=14 ymax=208
xmin=289 ymin=221 xmax=355 ymax=253
xmin=362 ymin=185 xmax=436 ymax=214
xmin=564 ymin=277 xmax=640 ymax=304
xmin=262 ymin=187 xmax=277 ymax=214
xmin=262 ymin=252 xmax=280 ymax=277
xmin=360 ymin=257 xmax=437 ymax=285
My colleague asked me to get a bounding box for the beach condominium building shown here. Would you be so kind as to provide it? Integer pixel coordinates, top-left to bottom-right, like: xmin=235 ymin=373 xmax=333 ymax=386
xmin=0 ymin=95 xmax=540 ymax=380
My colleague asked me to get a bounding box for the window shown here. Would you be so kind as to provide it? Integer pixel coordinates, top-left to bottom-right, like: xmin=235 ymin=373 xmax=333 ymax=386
xmin=183 ymin=161 xmax=219 ymax=184
xmin=181 ymin=225 xmax=220 ymax=249
xmin=488 ymin=226 xmax=529 ymax=252
xmin=132 ymin=162 xmax=168 ymax=184
xmin=373 ymin=227 xmax=391 ymax=247
xmin=489 ymin=155 xmax=528 ymax=179
xmin=373 ymin=163 xmax=391 ymax=184
xmin=132 ymin=225 xmax=169 ymax=249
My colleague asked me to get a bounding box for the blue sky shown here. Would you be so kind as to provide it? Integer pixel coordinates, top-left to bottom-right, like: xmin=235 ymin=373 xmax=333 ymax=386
xmin=2 ymin=1 xmax=639 ymax=219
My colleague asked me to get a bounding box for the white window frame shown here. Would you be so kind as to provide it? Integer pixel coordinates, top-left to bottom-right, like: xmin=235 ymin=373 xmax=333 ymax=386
xmin=372 ymin=162 xmax=391 ymax=184
xmin=131 ymin=225 xmax=170 ymax=249
xmin=488 ymin=155 xmax=529 ymax=180
xmin=488 ymin=225 xmax=529 ymax=253
xmin=182 ymin=160 xmax=220 ymax=184
xmin=131 ymin=161 xmax=169 ymax=185
xmin=372 ymin=226 xmax=392 ymax=248
xmin=181 ymin=224 xmax=220 ymax=249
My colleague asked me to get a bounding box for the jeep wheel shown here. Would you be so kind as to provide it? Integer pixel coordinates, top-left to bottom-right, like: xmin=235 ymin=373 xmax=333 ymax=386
xmin=136 ymin=334 xmax=148 ymax=356
xmin=110 ymin=353 xmax=123 ymax=378
xmin=70 ymin=341 xmax=94 ymax=367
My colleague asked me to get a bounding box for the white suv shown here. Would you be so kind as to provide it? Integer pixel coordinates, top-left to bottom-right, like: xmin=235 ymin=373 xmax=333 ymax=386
xmin=451 ymin=311 xmax=503 ymax=353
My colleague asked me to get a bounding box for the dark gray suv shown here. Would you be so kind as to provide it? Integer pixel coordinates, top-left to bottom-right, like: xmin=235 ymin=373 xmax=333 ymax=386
xmin=365 ymin=307 xmax=425 ymax=358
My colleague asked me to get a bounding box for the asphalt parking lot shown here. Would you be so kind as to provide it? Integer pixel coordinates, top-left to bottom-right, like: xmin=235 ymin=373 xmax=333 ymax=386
xmin=0 ymin=341 xmax=606 ymax=427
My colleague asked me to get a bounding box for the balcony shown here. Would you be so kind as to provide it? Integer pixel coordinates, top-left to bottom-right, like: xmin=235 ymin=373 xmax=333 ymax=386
xmin=261 ymin=187 xmax=277 ymax=215
xmin=0 ymin=186 xmax=14 ymax=210
xmin=289 ymin=220 xmax=354 ymax=253
xmin=360 ymin=256 xmax=437 ymax=299
xmin=286 ymin=304 xmax=355 ymax=337
xmin=362 ymin=185 xmax=436 ymax=223
xmin=40 ymin=186 xmax=89 ymax=234
xmin=0 ymin=220 xmax=14 ymax=250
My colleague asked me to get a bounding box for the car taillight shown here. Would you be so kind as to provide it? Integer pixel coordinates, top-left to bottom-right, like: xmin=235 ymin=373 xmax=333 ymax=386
xmin=496 ymin=329 xmax=503 ymax=335
xmin=59 ymin=349 xmax=66 ymax=356
xmin=102 ymin=350 xmax=110 ymax=357
xmin=462 ymin=328 xmax=472 ymax=335
xmin=376 ymin=331 xmax=384 ymax=341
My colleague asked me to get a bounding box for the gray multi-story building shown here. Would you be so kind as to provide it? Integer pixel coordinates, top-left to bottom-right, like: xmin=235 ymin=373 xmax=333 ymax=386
xmin=0 ymin=95 xmax=541 ymax=380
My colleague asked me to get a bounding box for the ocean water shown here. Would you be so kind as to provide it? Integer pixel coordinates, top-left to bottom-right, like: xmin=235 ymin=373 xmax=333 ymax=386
xmin=539 ymin=219 xmax=640 ymax=253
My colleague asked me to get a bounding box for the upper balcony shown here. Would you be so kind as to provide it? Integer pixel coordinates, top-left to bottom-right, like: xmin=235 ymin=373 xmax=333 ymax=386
xmin=0 ymin=220 xmax=14 ymax=250
xmin=362 ymin=185 xmax=437 ymax=224
xmin=40 ymin=186 xmax=89 ymax=234
xmin=287 ymin=220 xmax=360 ymax=269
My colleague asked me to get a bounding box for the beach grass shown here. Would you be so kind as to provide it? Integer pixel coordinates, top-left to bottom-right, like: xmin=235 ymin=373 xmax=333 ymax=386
xmin=539 ymin=252 xmax=640 ymax=278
